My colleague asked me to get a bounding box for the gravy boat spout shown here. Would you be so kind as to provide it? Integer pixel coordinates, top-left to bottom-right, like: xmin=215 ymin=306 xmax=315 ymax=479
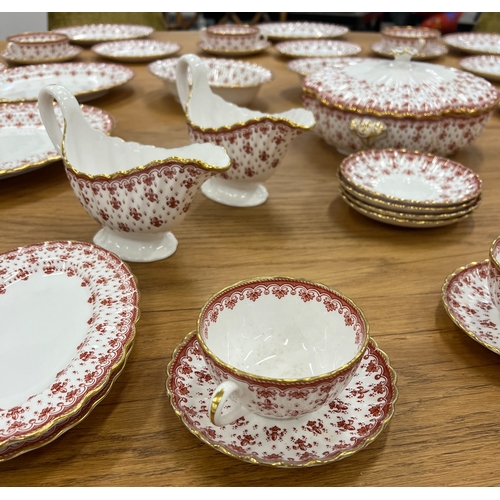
xmin=38 ymin=84 xmax=231 ymax=262
xmin=176 ymin=54 xmax=315 ymax=207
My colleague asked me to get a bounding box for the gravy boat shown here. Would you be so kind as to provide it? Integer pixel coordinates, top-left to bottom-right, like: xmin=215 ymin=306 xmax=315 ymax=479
xmin=176 ymin=54 xmax=315 ymax=207
xmin=38 ymin=84 xmax=231 ymax=262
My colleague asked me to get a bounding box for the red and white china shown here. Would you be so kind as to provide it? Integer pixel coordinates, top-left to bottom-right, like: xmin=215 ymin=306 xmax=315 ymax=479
xmin=442 ymin=261 xmax=500 ymax=356
xmin=488 ymin=237 xmax=500 ymax=310
xmin=166 ymin=330 xmax=397 ymax=467
xmin=176 ymin=54 xmax=315 ymax=207
xmin=0 ymin=240 xmax=139 ymax=461
xmin=197 ymin=277 xmax=370 ymax=426
xmin=92 ymin=39 xmax=181 ymax=62
xmin=443 ymin=32 xmax=500 ymax=55
xmin=38 ymin=84 xmax=231 ymax=262
xmin=200 ymin=24 xmax=266 ymax=52
xmin=53 ymin=23 xmax=154 ymax=46
xmin=287 ymin=56 xmax=367 ymax=80
xmin=0 ymin=62 xmax=5 ymax=71
xmin=149 ymin=57 xmax=274 ymax=107
xmin=371 ymin=40 xmax=447 ymax=60
xmin=302 ymin=54 xmax=500 ymax=156
xmin=2 ymin=45 xmax=82 ymax=65
xmin=459 ymin=55 xmax=500 ymax=82
xmin=258 ymin=21 xmax=349 ymax=41
xmin=0 ymin=62 xmax=135 ymax=103
xmin=0 ymin=101 xmax=114 ymax=179
xmin=275 ymin=39 xmax=362 ymax=58
xmin=198 ymin=38 xmax=270 ymax=57
xmin=380 ymin=26 xmax=443 ymax=55
xmin=7 ymin=31 xmax=70 ymax=60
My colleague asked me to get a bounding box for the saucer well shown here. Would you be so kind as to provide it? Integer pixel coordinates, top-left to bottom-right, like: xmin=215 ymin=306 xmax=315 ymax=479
xmin=166 ymin=331 xmax=397 ymax=468
xmin=1 ymin=45 xmax=82 ymax=65
xmin=371 ymin=40 xmax=448 ymax=60
xmin=442 ymin=260 xmax=500 ymax=356
xmin=198 ymin=40 xmax=270 ymax=57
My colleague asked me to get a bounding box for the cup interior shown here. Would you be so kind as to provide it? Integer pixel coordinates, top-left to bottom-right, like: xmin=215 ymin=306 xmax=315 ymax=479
xmin=198 ymin=278 xmax=368 ymax=380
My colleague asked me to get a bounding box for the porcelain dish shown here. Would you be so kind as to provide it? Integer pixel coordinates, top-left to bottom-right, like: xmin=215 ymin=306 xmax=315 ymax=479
xmin=258 ymin=21 xmax=349 ymax=41
xmin=275 ymin=39 xmax=362 ymax=58
xmin=459 ymin=55 xmax=500 ymax=82
xmin=198 ymin=39 xmax=270 ymax=57
xmin=443 ymin=32 xmax=500 ymax=55
xmin=1 ymin=45 xmax=82 ymax=64
xmin=0 ymin=101 xmax=114 ymax=179
xmin=0 ymin=240 xmax=140 ymax=461
xmin=442 ymin=260 xmax=500 ymax=356
xmin=287 ymin=57 xmax=367 ymax=79
xmin=149 ymin=57 xmax=274 ymax=107
xmin=92 ymin=39 xmax=181 ymax=62
xmin=0 ymin=62 xmax=135 ymax=103
xmin=302 ymin=54 xmax=500 ymax=156
xmin=371 ymin=40 xmax=448 ymax=60
xmin=166 ymin=331 xmax=397 ymax=467
xmin=53 ymin=24 xmax=154 ymax=46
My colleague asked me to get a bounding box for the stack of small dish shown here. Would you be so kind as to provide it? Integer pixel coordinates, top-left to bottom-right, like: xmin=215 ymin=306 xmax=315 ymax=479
xmin=338 ymin=149 xmax=482 ymax=228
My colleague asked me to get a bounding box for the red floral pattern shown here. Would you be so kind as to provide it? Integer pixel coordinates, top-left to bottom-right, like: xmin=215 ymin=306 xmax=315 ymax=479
xmin=275 ymin=40 xmax=362 ymax=58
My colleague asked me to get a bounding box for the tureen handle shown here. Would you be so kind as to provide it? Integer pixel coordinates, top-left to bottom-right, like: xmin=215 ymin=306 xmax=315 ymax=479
xmin=38 ymin=84 xmax=90 ymax=156
xmin=175 ymin=54 xmax=212 ymax=114
xmin=210 ymin=380 xmax=251 ymax=427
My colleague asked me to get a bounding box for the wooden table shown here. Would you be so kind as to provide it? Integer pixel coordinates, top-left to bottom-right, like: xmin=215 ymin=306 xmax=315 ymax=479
xmin=1 ymin=29 xmax=500 ymax=487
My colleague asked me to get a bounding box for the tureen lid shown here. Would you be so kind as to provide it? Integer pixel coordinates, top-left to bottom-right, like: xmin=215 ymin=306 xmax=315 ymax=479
xmin=302 ymin=55 xmax=500 ymax=118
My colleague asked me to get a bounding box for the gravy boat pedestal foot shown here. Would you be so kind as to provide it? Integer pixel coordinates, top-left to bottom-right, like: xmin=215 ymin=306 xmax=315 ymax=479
xmin=200 ymin=178 xmax=268 ymax=207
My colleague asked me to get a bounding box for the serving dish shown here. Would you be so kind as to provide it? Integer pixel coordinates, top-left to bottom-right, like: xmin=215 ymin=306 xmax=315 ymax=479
xmin=258 ymin=21 xmax=349 ymax=41
xmin=459 ymin=55 xmax=500 ymax=82
xmin=0 ymin=62 xmax=134 ymax=103
xmin=302 ymin=54 xmax=500 ymax=156
xmin=149 ymin=56 xmax=274 ymax=107
xmin=53 ymin=23 xmax=154 ymax=46
xmin=0 ymin=101 xmax=114 ymax=179
xmin=92 ymin=39 xmax=181 ymax=62
xmin=0 ymin=240 xmax=139 ymax=459
xmin=275 ymin=39 xmax=362 ymax=58
xmin=443 ymin=32 xmax=500 ymax=55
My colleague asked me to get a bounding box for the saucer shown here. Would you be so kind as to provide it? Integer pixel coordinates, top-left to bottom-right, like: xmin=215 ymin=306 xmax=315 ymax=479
xmin=166 ymin=331 xmax=397 ymax=468
xmin=258 ymin=21 xmax=349 ymax=41
xmin=371 ymin=41 xmax=448 ymax=60
xmin=442 ymin=260 xmax=500 ymax=356
xmin=459 ymin=55 xmax=500 ymax=82
xmin=92 ymin=39 xmax=181 ymax=62
xmin=443 ymin=32 xmax=500 ymax=55
xmin=198 ymin=40 xmax=270 ymax=57
xmin=275 ymin=39 xmax=362 ymax=58
xmin=1 ymin=45 xmax=82 ymax=64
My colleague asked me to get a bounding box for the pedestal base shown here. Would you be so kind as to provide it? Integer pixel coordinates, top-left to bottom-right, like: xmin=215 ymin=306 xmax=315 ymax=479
xmin=201 ymin=177 xmax=268 ymax=207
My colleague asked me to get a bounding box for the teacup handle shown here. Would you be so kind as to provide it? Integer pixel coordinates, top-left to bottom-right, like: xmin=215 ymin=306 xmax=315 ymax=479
xmin=175 ymin=54 xmax=212 ymax=114
xmin=7 ymin=42 xmax=21 ymax=57
xmin=38 ymin=84 xmax=89 ymax=156
xmin=210 ymin=380 xmax=250 ymax=427
xmin=258 ymin=33 xmax=267 ymax=43
xmin=199 ymin=27 xmax=208 ymax=43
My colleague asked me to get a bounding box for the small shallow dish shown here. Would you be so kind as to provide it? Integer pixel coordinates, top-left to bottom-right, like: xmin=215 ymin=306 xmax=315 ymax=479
xmin=442 ymin=260 xmax=500 ymax=356
xmin=443 ymin=32 xmax=500 ymax=55
xmin=198 ymin=39 xmax=270 ymax=57
xmin=275 ymin=39 xmax=362 ymax=58
xmin=0 ymin=101 xmax=114 ymax=179
xmin=0 ymin=62 xmax=134 ymax=103
xmin=92 ymin=39 xmax=181 ymax=62
xmin=258 ymin=21 xmax=349 ymax=41
xmin=339 ymin=149 xmax=482 ymax=207
xmin=459 ymin=55 xmax=500 ymax=82
xmin=149 ymin=56 xmax=274 ymax=107
xmin=1 ymin=45 xmax=82 ymax=65
xmin=0 ymin=240 xmax=139 ymax=460
xmin=371 ymin=40 xmax=447 ymax=60
xmin=53 ymin=24 xmax=154 ymax=46
xmin=287 ymin=56 xmax=367 ymax=79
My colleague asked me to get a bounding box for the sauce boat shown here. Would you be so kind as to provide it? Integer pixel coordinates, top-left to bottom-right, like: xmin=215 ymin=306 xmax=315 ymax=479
xmin=176 ymin=54 xmax=315 ymax=207
xmin=38 ymin=84 xmax=231 ymax=262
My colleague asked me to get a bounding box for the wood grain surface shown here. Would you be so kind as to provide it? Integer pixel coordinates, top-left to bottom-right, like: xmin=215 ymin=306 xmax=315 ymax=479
xmin=1 ymin=29 xmax=500 ymax=487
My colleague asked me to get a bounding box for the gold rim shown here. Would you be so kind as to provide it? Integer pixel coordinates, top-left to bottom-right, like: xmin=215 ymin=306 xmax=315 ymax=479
xmin=166 ymin=331 xmax=398 ymax=468
xmin=442 ymin=260 xmax=500 ymax=357
xmin=489 ymin=236 xmax=500 ymax=270
xmin=196 ymin=276 xmax=370 ymax=384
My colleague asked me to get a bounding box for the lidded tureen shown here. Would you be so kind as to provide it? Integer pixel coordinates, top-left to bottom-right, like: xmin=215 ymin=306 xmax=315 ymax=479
xmin=302 ymin=53 xmax=500 ymax=156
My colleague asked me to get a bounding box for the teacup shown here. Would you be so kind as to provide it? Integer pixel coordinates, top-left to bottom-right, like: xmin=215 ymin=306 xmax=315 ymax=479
xmin=488 ymin=236 xmax=500 ymax=308
xmin=381 ymin=26 xmax=441 ymax=55
xmin=197 ymin=277 xmax=370 ymax=426
xmin=200 ymin=24 xmax=266 ymax=51
xmin=7 ymin=31 xmax=70 ymax=60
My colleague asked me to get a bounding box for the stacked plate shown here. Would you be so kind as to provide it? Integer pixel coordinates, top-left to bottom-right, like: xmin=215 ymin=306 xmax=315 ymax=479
xmin=338 ymin=149 xmax=482 ymax=228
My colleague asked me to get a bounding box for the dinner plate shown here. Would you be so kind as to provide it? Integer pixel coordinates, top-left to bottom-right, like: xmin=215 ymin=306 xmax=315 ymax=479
xmin=166 ymin=331 xmax=397 ymax=468
xmin=459 ymin=55 xmax=500 ymax=82
xmin=1 ymin=45 xmax=82 ymax=65
xmin=258 ymin=21 xmax=349 ymax=41
xmin=443 ymin=32 xmax=500 ymax=55
xmin=0 ymin=101 xmax=115 ymax=179
xmin=0 ymin=62 xmax=135 ymax=103
xmin=53 ymin=23 xmax=154 ymax=46
xmin=371 ymin=40 xmax=448 ymax=60
xmin=92 ymin=39 xmax=181 ymax=62
xmin=198 ymin=39 xmax=270 ymax=57
xmin=0 ymin=241 xmax=139 ymax=456
xmin=275 ymin=39 xmax=362 ymax=58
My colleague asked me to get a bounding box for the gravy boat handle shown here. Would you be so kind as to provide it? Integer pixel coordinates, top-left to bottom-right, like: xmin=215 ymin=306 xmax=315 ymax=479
xmin=38 ymin=84 xmax=92 ymax=156
xmin=175 ymin=54 xmax=213 ymax=114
